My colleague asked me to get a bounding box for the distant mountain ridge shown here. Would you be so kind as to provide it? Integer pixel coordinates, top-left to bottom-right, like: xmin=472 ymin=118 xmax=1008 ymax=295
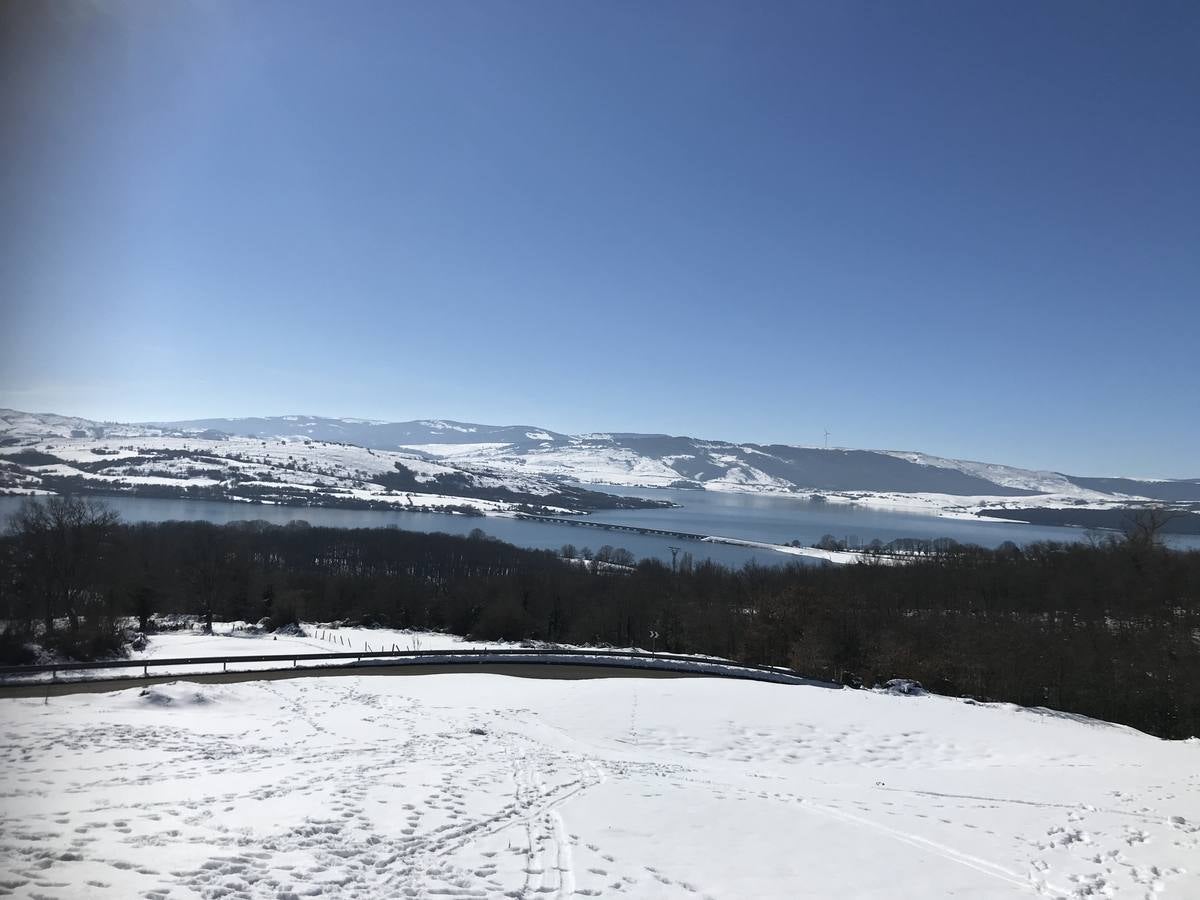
xmin=3 ymin=409 xmax=1196 ymax=509
xmin=150 ymin=415 xmax=571 ymax=452
xmin=143 ymin=412 xmax=1197 ymax=503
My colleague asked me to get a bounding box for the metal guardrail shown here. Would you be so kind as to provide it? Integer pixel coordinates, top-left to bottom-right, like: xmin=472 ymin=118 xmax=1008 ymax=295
xmin=0 ymin=647 xmax=825 ymax=687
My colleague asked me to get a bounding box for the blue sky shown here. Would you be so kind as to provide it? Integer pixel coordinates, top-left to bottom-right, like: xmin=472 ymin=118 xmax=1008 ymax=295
xmin=2 ymin=1 xmax=1197 ymax=476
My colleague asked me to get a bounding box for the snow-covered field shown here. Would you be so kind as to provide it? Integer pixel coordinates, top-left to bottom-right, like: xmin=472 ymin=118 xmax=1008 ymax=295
xmin=1 ymin=660 xmax=1198 ymax=899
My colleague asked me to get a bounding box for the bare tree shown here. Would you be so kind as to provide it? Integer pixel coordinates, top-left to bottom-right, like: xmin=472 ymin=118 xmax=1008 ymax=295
xmin=182 ymin=524 xmax=225 ymax=634
xmin=1121 ymin=506 xmax=1182 ymax=549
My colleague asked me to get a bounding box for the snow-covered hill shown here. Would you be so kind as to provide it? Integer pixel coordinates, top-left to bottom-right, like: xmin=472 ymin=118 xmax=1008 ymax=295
xmin=0 ymin=412 xmax=664 ymax=515
xmin=4 ymin=409 xmax=1197 ymax=523
xmin=1 ymin=659 xmax=1197 ymax=898
xmin=143 ymin=412 xmax=1200 ymax=514
xmin=0 ymin=408 xmax=167 ymax=441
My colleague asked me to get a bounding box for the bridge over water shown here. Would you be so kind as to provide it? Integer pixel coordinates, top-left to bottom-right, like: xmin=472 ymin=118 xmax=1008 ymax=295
xmin=515 ymin=513 xmax=707 ymax=543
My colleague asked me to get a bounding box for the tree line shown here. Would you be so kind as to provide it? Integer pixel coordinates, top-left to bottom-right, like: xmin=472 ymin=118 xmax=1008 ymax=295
xmin=1 ymin=496 xmax=1197 ymax=739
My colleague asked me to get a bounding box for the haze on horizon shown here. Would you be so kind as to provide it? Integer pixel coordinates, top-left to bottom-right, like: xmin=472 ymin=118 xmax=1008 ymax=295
xmin=2 ymin=1 xmax=1197 ymax=478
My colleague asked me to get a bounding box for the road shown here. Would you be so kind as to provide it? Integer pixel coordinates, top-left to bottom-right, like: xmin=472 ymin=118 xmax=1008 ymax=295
xmin=0 ymin=661 xmax=704 ymax=698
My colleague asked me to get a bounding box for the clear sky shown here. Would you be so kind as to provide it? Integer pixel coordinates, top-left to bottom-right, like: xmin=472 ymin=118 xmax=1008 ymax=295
xmin=2 ymin=1 xmax=1197 ymax=477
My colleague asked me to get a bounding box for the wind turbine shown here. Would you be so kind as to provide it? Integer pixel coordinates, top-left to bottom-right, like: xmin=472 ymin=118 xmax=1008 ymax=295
xmin=824 ymin=428 xmax=831 ymax=450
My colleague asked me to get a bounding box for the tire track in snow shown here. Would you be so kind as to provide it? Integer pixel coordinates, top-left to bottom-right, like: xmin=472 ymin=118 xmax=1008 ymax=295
xmin=548 ymin=809 xmax=576 ymax=897
xmin=879 ymin=786 xmax=1185 ymax=823
xmin=806 ymin=797 xmax=1062 ymax=895
xmin=387 ymin=728 xmax=602 ymax=897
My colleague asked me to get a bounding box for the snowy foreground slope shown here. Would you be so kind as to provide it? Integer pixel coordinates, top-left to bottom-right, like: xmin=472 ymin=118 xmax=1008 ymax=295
xmin=1 ymin=673 xmax=1198 ymax=900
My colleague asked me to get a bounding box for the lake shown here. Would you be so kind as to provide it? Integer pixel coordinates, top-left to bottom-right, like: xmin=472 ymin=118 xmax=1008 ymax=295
xmin=1 ymin=489 xmax=1195 ymax=567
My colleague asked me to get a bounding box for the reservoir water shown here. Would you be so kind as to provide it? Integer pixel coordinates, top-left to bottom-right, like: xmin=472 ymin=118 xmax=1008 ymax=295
xmin=1 ymin=489 xmax=1195 ymax=567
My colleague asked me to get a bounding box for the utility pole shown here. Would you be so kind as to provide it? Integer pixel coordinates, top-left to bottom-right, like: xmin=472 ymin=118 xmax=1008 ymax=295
xmin=668 ymin=546 xmax=680 ymax=574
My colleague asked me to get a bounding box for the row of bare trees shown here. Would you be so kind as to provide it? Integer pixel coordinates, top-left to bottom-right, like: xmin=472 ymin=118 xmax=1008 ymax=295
xmin=1 ymin=497 xmax=1198 ymax=737
xmin=5 ymin=496 xmax=119 ymax=634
